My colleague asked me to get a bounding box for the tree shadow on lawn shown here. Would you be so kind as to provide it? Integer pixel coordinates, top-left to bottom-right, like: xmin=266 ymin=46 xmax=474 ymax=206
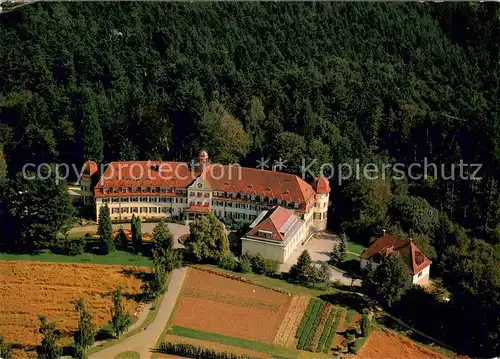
xmin=319 ymin=292 xmax=371 ymax=313
xmin=95 ymin=326 xmax=115 ymax=341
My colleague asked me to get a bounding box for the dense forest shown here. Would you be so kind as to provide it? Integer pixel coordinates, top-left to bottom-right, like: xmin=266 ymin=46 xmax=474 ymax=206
xmin=0 ymin=2 xmax=499 ymax=356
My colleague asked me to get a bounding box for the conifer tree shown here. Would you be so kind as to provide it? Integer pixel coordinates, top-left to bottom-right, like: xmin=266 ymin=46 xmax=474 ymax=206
xmin=73 ymin=297 xmax=96 ymax=358
xmin=131 ymin=214 xmax=143 ymax=254
xmin=98 ymin=204 xmax=114 ymax=254
xmin=36 ymin=316 xmax=62 ymax=359
xmin=116 ymin=227 xmax=128 ymax=251
xmin=111 ymin=287 xmax=132 ymax=337
xmin=289 ymin=250 xmax=314 ymax=284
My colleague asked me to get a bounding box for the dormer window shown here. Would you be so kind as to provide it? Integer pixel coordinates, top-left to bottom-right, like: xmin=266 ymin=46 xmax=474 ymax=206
xmin=122 ymin=188 xmax=127 ymax=193
xmin=258 ymin=230 xmax=273 ymax=239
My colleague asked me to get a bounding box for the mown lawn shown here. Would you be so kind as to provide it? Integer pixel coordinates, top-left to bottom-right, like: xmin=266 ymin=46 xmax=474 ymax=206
xmin=168 ymin=326 xmax=301 ymax=358
xmin=195 ymin=264 xmax=341 ymax=297
xmin=346 ymin=242 xmax=367 ymax=255
xmin=0 ymin=249 xmax=152 ymax=267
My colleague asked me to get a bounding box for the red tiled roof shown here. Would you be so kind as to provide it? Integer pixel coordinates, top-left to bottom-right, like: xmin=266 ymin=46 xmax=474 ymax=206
xmin=95 ymin=161 xmax=317 ymax=208
xmin=313 ymin=177 xmax=330 ymax=194
xmin=82 ymin=160 xmax=99 ymax=177
xmin=246 ymin=206 xmax=296 ymax=242
xmin=187 ymin=204 xmax=211 ymax=213
xmin=360 ymin=234 xmax=432 ymax=275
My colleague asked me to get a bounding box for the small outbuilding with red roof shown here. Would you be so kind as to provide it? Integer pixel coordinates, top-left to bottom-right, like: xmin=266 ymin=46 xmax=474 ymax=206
xmin=360 ymin=233 xmax=432 ymax=286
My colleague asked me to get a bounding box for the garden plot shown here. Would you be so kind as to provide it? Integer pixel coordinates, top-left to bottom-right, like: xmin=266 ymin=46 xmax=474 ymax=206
xmin=171 ymin=268 xmax=292 ymax=343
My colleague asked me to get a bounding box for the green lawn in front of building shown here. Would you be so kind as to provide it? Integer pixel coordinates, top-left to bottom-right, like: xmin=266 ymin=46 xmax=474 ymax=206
xmin=0 ymin=249 xmax=153 ymax=267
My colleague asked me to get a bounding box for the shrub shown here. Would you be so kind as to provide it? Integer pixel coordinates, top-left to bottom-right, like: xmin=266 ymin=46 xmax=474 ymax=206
xmin=239 ymin=253 xmax=252 ymax=273
xmin=218 ymin=253 xmax=238 ymax=271
xmin=157 ymin=342 xmax=259 ymax=359
xmin=251 ymin=253 xmax=266 ymax=274
xmin=360 ymin=314 xmax=372 ymax=337
xmin=53 ymin=237 xmax=87 ymax=256
xmin=350 ymin=337 xmax=368 ymax=354
xmin=263 ymin=258 xmax=279 ymax=276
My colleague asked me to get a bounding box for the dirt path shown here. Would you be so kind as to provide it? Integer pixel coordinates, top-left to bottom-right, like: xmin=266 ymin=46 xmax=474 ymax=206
xmin=89 ymin=267 xmax=188 ymax=359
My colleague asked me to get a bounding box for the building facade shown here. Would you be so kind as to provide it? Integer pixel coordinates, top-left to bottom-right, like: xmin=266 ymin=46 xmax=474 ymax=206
xmin=93 ymin=152 xmax=330 ymax=261
xmin=359 ymin=233 xmax=432 ymax=286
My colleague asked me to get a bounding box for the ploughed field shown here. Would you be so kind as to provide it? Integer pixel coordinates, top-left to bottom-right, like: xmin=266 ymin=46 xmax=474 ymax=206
xmin=0 ymin=261 xmax=147 ymax=356
xmin=171 ymin=268 xmax=292 ymax=342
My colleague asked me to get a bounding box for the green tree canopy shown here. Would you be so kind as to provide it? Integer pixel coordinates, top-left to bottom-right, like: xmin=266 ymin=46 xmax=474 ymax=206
xmin=185 ymin=214 xmax=229 ymax=263
xmin=98 ymin=204 xmax=114 ymax=254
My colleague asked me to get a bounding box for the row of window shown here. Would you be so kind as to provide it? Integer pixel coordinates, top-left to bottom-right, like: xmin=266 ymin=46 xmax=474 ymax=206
xmin=103 ymin=187 xmax=187 ymax=194
xmin=102 ymin=197 xmax=187 ymax=204
xmin=110 ymin=207 xmax=173 ymax=214
xmin=189 ymin=192 xmax=210 ymax=197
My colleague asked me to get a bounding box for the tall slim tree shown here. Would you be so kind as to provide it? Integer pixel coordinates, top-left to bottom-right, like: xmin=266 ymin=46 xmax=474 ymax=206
xmin=151 ymin=219 xmax=180 ymax=272
xmin=73 ymin=298 xmax=96 ymax=349
xmin=73 ymin=297 xmax=96 ymax=359
xmin=111 ymin=287 xmax=132 ymax=337
xmin=131 ymin=214 xmax=143 ymax=254
xmin=98 ymin=204 xmax=114 ymax=254
xmin=116 ymin=227 xmax=128 ymax=251
xmin=36 ymin=316 xmax=62 ymax=359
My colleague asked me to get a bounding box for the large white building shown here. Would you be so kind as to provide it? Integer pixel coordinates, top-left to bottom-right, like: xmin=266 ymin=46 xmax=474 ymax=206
xmin=93 ymin=151 xmax=330 ymax=262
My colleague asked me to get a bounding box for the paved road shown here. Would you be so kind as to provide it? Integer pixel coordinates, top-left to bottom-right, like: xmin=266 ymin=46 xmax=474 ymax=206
xmin=89 ymin=267 xmax=188 ymax=359
xmin=280 ymin=232 xmax=361 ymax=286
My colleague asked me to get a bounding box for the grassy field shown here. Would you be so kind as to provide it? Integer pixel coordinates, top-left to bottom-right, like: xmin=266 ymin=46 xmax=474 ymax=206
xmin=346 ymin=242 xmax=367 ymax=255
xmin=169 ymin=326 xmax=301 ymax=358
xmin=115 ymin=351 xmax=140 ymax=359
xmin=196 ymin=264 xmax=340 ymax=297
xmin=0 ymin=249 xmax=152 ymax=267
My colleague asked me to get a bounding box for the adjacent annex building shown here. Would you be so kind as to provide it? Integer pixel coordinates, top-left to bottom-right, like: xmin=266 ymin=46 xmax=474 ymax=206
xmin=360 ymin=233 xmax=432 ymax=286
xmin=93 ymin=151 xmax=330 ymax=262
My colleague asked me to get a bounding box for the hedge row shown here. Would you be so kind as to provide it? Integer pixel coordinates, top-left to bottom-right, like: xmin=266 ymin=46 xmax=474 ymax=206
xmin=296 ymin=299 xmax=318 ymax=339
xmin=157 ymin=342 xmax=261 ymax=359
xmin=344 ymin=309 xmax=356 ymax=327
xmin=350 ymin=336 xmax=368 ymax=354
xmin=322 ymin=310 xmax=344 ymax=353
xmin=315 ymin=308 xmax=337 ymax=353
xmin=304 ymin=301 xmax=327 ymax=351
xmin=297 ymin=301 xmax=324 ymax=350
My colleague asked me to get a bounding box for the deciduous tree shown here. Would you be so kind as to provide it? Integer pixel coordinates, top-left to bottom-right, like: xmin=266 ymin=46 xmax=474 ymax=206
xmin=185 ymin=214 xmax=229 ymax=263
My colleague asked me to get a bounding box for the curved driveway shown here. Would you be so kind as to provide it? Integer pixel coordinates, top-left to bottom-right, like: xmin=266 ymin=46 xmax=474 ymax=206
xmin=89 ymin=267 xmax=187 ymax=359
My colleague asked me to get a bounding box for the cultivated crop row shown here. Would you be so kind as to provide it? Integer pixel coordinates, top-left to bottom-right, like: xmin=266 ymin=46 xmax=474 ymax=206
xmin=273 ymin=296 xmax=310 ymax=347
xmin=315 ymin=308 xmax=336 ymax=352
xmin=183 ymin=287 xmax=281 ymax=312
xmin=322 ymin=309 xmax=345 ymax=353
